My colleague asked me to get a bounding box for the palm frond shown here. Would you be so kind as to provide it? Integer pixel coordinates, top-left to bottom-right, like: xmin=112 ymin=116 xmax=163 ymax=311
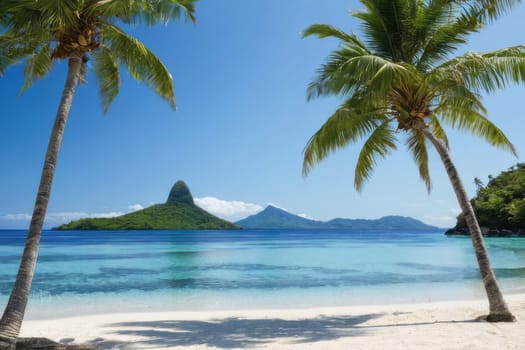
xmin=428 ymin=115 xmax=449 ymax=149
xmin=307 ymin=45 xmax=410 ymax=100
xmin=430 ymin=74 xmax=487 ymax=114
xmin=92 ymin=46 xmax=120 ymax=113
xmin=433 ymin=69 xmax=515 ymax=154
xmin=32 ymin=0 xmax=80 ymax=32
xmin=92 ymin=0 xmax=197 ymax=25
xmin=102 ymin=24 xmax=176 ymax=109
xmin=306 ymin=42 xmax=370 ymax=100
xmin=406 ymin=129 xmax=431 ymax=192
xmin=0 ymin=34 xmax=28 ymax=74
xmin=137 ymin=0 xmax=197 ymax=23
xmin=1 ymin=0 xmax=192 ymax=111
xmin=416 ymin=12 xmax=480 ymax=70
xmin=352 ymin=0 xmax=405 ymax=61
xmin=436 ymin=104 xmax=517 ymax=155
xmin=303 ymin=99 xmax=388 ymax=176
xmin=302 ymin=24 xmax=367 ymax=49
xmin=354 ymin=120 xmax=397 ymax=191
xmin=456 ymin=0 xmax=521 ymax=24
xmin=20 ymin=44 xmax=52 ymax=93
xmin=0 ymin=27 xmax=52 ymax=75
xmin=433 ymin=46 xmax=525 ymax=93
xmin=367 ymin=57 xmax=412 ymax=94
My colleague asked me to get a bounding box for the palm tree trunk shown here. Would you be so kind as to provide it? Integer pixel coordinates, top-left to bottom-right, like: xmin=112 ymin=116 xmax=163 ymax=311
xmin=0 ymin=54 xmax=83 ymax=349
xmin=422 ymin=127 xmax=515 ymax=322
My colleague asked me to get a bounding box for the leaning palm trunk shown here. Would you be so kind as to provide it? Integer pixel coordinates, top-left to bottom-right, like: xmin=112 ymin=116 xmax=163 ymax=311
xmin=422 ymin=127 xmax=515 ymax=322
xmin=0 ymin=54 xmax=83 ymax=349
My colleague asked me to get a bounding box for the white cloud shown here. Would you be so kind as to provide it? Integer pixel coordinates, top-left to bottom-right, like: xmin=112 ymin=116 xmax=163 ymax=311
xmin=0 ymin=211 xmax=126 ymax=228
xmin=424 ymin=215 xmax=455 ymax=221
xmin=448 ymin=208 xmax=461 ymax=215
xmin=423 ymin=214 xmax=456 ymax=227
xmin=0 ymin=201 xmax=151 ymax=228
xmin=2 ymin=214 xmax=32 ymax=221
xmin=128 ymin=204 xmax=144 ymax=211
xmin=195 ymin=197 xmax=263 ymax=222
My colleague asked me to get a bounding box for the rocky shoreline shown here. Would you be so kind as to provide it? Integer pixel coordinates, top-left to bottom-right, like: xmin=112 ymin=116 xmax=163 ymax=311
xmin=445 ymin=227 xmax=525 ymax=237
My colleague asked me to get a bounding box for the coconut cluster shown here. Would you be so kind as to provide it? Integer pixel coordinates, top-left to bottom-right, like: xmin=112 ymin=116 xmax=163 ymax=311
xmin=51 ymin=12 xmax=99 ymax=59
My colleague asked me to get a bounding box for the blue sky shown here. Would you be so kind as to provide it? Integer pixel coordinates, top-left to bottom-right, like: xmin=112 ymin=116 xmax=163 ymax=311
xmin=1 ymin=0 xmax=525 ymax=229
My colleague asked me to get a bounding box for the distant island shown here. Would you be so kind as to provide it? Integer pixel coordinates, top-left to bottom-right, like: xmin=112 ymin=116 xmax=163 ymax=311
xmin=446 ymin=164 xmax=525 ymax=237
xmin=236 ymin=205 xmax=438 ymax=230
xmin=55 ymin=181 xmax=240 ymax=230
xmin=55 ymin=181 xmax=439 ymax=231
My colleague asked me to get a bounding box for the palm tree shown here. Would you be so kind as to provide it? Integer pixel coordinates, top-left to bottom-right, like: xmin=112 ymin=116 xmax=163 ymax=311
xmin=302 ymin=0 xmax=525 ymax=322
xmin=0 ymin=1 xmax=196 ymax=347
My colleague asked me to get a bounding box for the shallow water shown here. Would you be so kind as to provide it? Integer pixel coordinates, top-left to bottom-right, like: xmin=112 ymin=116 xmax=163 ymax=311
xmin=0 ymin=229 xmax=524 ymax=319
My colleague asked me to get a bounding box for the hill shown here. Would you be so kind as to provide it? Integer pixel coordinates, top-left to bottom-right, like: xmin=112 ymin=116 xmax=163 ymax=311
xmin=324 ymin=216 xmax=438 ymax=230
xmin=236 ymin=205 xmax=437 ymax=230
xmin=446 ymin=164 xmax=525 ymax=237
xmin=55 ymin=181 xmax=240 ymax=230
xmin=236 ymin=206 xmax=326 ymax=229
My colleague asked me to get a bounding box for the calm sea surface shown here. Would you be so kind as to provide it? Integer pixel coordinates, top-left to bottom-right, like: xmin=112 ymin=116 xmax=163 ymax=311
xmin=0 ymin=229 xmax=524 ymax=319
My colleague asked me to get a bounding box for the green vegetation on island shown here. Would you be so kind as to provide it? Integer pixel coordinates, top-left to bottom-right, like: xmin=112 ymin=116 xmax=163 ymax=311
xmin=447 ymin=164 xmax=525 ymax=237
xmin=55 ymin=181 xmax=239 ymax=231
xmin=236 ymin=205 xmax=438 ymax=230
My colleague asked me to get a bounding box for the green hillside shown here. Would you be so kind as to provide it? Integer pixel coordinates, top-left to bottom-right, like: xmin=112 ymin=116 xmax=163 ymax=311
xmin=55 ymin=181 xmax=240 ymax=230
xmin=447 ymin=164 xmax=525 ymax=236
xmin=236 ymin=205 xmax=326 ymax=229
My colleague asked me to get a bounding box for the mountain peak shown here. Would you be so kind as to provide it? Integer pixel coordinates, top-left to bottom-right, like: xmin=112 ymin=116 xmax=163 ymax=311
xmin=264 ymin=205 xmax=287 ymax=212
xmin=236 ymin=205 xmax=322 ymax=229
xmin=166 ymin=180 xmax=194 ymax=205
xmin=236 ymin=206 xmax=437 ymax=230
xmin=56 ymin=180 xmax=239 ymax=230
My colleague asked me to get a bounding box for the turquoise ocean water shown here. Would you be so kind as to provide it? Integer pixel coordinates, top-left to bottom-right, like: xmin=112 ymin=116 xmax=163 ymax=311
xmin=0 ymin=229 xmax=524 ymax=320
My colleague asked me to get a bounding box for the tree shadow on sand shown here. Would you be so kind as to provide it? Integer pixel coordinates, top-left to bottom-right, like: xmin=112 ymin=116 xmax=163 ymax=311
xmin=94 ymin=313 xmax=383 ymax=349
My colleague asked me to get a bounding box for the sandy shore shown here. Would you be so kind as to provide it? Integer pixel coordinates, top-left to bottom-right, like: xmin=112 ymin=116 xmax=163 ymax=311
xmin=19 ymin=294 xmax=525 ymax=349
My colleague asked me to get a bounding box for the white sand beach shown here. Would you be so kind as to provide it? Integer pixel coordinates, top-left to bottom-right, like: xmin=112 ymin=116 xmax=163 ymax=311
xmin=19 ymin=293 xmax=525 ymax=349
